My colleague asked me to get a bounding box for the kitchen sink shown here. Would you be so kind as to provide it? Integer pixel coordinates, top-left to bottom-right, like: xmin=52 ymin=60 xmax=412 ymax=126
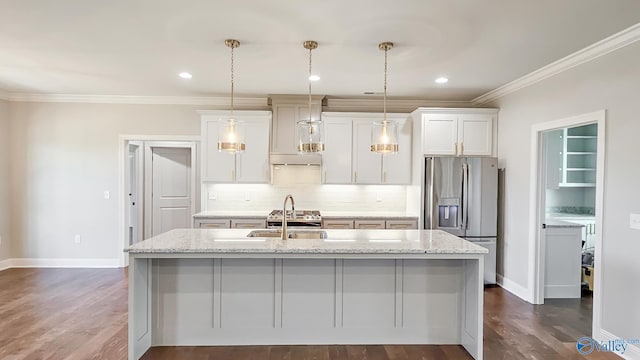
xmin=246 ymin=230 xmax=327 ymax=239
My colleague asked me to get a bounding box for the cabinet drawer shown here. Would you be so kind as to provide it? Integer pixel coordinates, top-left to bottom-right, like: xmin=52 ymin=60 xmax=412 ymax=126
xmin=354 ymin=220 xmax=386 ymax=229
xmin=322 ymin=220 xmax=354 ymax=229
xmin=196 ymin=219 xmax=231 ymax=229
xmin=385 ymin=220 xmax=418 ymax=229
xmin=231 ymin=219 xmax=267 ymax=229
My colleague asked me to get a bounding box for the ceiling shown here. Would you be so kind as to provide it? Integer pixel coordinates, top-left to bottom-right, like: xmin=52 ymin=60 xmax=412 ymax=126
xmin=1 ymin=0 xmax=640 ymax=101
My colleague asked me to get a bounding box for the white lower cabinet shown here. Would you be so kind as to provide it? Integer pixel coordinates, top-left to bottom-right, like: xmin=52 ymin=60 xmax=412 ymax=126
xmin=194 ymin=219 xmax=231 ymax=229
xmin=354 ymin=220 xmax=386 ymax=229
xmin=322 ymin=219 xmax=355 ymax=229
xmin=231 ymin=219 xmax=267 ymax=229
xmin=544 ymin=226 xmax=582 ymax=298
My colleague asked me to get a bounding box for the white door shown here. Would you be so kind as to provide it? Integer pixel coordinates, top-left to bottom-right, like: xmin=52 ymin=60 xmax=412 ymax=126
xmin=127 ymin=142 xmax=144 ymax=244
xmin=150 ymin=147 xmax=193 ymax=236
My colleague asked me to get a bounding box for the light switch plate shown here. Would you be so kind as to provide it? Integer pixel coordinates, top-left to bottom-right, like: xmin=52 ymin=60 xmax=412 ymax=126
xmin=74 ymin=234 xmax=82 ymax=244
xmin=244 ymin=192 xmax=251 ymax=201
xmin=630 ymin=213 xmax=640 ymax=230
xmin=208 ymin=192 xmax=217 ymax=200
xmin=103 ymin=191 xmax=110 ymax=200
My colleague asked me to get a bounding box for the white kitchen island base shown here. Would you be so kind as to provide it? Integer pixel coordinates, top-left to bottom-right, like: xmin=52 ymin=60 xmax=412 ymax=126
xmin=127 ymin=230 xmax=486 ymax=360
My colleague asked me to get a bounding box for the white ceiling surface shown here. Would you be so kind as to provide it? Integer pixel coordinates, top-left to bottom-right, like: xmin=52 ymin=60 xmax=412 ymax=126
xmin=1 ymin=0 xmax=640 ymax=101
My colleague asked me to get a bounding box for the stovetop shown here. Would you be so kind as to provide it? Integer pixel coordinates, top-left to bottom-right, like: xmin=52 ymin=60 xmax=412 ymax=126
xmin=267 ymin=209 xmax=322 ymax=221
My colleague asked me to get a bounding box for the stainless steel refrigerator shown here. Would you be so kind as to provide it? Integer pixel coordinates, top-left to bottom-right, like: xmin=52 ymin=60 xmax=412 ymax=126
xmin=423 ymin=156 xmax=498 ymax=284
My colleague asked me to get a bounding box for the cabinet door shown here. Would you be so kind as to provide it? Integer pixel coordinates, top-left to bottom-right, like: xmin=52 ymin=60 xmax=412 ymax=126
xmin=458 ymin=114 xmax=493 ymax=156
xmin=231 ymin=219 xmax=267 ymax=229
xmin=382 ymin=117 xmax=411 ymax=184
xmin=202 ymin=119 xmax=236 ymax=182
xmin=271 ymin=104 xmax=321 ymax=154
xmin=195 ymin=218 xmax=231 ymax=229
xmin=322 ymin=219 xmax=355 ymax=229
xmin=354 ymin=220 xmax=386 ymax=229
xmin=236 ymin=118 xmax=270 ymax=183
xmin=386 ymin=220 xmax=418 ymax=229
xmin=322 ymin=118 xmax=353 ymax=184
xmin=422 ymin=114 xmax=458 ymax=155
xmin=352 ymin=120 xmax=382 ymax=184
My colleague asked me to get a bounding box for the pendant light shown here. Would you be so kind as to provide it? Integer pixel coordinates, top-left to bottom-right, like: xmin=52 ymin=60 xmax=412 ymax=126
xmin=371 ymin=42 xmax=399 ymax=154
xmin=296 ymin=40 xmax=325 ymax=154
xmin=218 ymin=39 xmax=246 ymax=153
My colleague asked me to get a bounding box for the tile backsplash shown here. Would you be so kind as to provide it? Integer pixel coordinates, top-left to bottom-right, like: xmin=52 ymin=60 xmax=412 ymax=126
xmin=204 ymin=183 xmax=408 ymax=213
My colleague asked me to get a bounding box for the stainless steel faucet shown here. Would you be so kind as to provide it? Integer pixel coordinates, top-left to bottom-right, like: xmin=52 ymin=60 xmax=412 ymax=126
xmin=281 ymin=194 xmax=295 ymax=240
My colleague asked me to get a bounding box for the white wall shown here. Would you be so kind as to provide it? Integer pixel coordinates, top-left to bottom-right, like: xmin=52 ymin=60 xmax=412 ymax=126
xmin=0 ymin=100 xmax=10 ymax=261
xmin=490 ymin=42 xmax=640 ymax=338
xmin=8 ymin=102 xmax=205 ymax=260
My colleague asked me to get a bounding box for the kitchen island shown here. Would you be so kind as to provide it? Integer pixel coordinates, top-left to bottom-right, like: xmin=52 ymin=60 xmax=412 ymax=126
xmin=126 ymin=229 xmax=487 ymax=360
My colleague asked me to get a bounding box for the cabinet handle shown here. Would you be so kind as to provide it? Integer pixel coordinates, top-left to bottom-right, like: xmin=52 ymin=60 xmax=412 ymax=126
xmin=454 ymin=142 xmax=458 ymax=156
xmin=460 ymin=142 xmax=464 ymax=155
xmin=383 ymin=171 xmax=387 ymax=183
xmin=354 ymin=171 xmax=357 ymax=183
xmin=323 ymin=170 xmax=327 ymax=183
xmin=231 ymin=170 xmax=235 ymax=182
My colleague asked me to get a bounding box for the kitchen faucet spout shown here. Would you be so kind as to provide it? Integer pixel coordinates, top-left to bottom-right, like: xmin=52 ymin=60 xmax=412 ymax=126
xmin=281 ymin=194 xmax=295 ymax=240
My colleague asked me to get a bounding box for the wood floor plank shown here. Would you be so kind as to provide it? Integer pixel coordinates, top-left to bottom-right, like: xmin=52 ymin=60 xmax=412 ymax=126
xmin=0 ymin=268 xmax=621 ymax=359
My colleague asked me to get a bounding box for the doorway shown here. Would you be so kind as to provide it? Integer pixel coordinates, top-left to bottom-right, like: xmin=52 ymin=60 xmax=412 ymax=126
xmin=529 ymin=110 xmax=605 ymax=337
xmin=119 ymin=137 xmax=199 ymax=267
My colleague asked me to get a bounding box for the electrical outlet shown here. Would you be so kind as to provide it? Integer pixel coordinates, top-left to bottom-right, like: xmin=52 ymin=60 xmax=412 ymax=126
xmin=208 ymin=192 xmax=217 ymax=200
xmin=103 ymin=191 xmax=110 ymax=200
xmin=244 ymin=192 xmax=251 ymax=201
xmin=376 ymin=193 xmax=383 ymax=202
xmin=630 ymin=213 xmax=640 ymax=230
xmin=74 ymin=234 xmax=82 ymax=244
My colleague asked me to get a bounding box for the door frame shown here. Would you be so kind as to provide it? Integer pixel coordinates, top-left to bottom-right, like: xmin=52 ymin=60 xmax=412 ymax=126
xmin=118 ymin=135 xmax=200 ymax=267
xmin=126 ymin=141 xmax=144 ymax=247
xmin=144 ymin=141 xmax=197 ymax=240
xmin=528 ymin=110 xmax=605 ymax=332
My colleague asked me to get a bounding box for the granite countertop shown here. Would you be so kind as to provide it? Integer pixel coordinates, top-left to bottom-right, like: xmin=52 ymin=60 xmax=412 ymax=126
xmin=126 ymin=229 xmax=487 ymax=255
xmin=545 ymin=218 xmax=586 ymax=228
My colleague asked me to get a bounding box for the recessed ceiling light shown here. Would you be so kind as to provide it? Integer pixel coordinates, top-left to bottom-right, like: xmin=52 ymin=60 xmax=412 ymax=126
xmin=309 ymin=74 xmax=320 ymax=81
xmin=435 ymin=77 xmax=448 ymax=84
xmin=178 ymin=72 xmax=193 ymax=79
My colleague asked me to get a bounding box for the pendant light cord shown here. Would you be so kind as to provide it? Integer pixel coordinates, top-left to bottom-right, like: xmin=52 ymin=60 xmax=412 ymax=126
xmin=230 ymin=44 xmax=235 ymax=118
xmin=383 ymin=46 xmax=387 ymax=124
xmin=308 ymin=46 xmax=312 ymax=124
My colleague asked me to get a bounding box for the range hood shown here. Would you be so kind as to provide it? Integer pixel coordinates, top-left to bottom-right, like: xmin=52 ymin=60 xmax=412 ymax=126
xmin=270 ymin=154 xmax=321 ymax=166
xmin=269 ymin=95 xmax=325 ymax=166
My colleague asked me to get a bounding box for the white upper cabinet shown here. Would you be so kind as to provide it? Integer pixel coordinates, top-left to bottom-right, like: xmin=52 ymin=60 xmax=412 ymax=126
xmin=322 ymin=116 xmax=353 ymax=184
xmin=323 ymin=112 xmax=411 ymax=185
xmin=382 ymin=117 xmax=412 ymax=184
xmin=415 ymin=108 xmax=498 ymax=157
xmin=200 ymin=110 xmax=271 ymax=183
xmin=353 ymin=119 xmax=383 ymax=184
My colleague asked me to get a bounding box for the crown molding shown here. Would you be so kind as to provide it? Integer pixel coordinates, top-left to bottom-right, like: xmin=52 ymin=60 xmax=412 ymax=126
xmin=473 ymin=22 xmax=640 ymax=106
xmin=325 ymin=98 xmax=471 ymax=112
xmin=6 ymin=93 xmax=269 ymax=107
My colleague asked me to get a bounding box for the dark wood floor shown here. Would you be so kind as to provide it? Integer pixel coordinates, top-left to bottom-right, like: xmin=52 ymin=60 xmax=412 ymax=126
xmin=0 ymin=268 xmax=616 ymax=360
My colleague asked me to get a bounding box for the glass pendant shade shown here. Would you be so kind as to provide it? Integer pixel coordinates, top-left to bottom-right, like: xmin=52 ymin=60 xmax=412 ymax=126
xmin=218 ymin=118 xmax=245 ymax=153
xmin=371 ymin=120 xmax=399 ymax=153
xmin=297 ymin=119 xmax=325 ymax=153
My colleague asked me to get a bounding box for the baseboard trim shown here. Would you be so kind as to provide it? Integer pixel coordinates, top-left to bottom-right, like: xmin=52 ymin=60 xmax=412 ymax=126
xmin=496 ymin=274 xmax=532 ymax=303
xmin=544 ymin=284 xmax=581 ymax=299
xmin=8 ymin=258 xmax=121 ymax=268
xmin=594 ymin=329 xmax=640 ymax=359
xmin=0 ymin=258 xmax=12 ymax=271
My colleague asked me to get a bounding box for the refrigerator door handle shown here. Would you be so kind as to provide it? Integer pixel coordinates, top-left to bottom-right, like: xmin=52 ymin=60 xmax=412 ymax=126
xmin=462 ymin=162 xmax=470 ymax=230
xmin=425 ymin=157 xmax=434 ymax=229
